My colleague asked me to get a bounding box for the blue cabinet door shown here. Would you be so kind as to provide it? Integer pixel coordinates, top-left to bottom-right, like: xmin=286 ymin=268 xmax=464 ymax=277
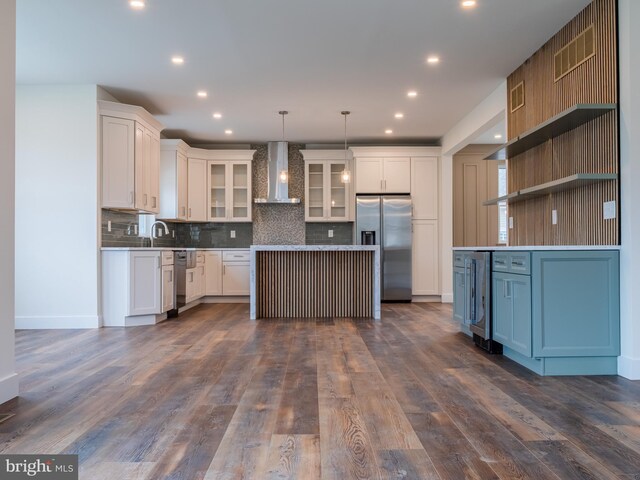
xmin=492 ymin=272 xmax=532 ymax=357
xmin=453 ymin=267 xmax=465 ymax=323
xmin=511 ymin=274 xmax=532 ymax=357
xmin=492 ymin=273 xmax=512 ymax=346
xmin=532 ymin=251 xmax=620 ymax=358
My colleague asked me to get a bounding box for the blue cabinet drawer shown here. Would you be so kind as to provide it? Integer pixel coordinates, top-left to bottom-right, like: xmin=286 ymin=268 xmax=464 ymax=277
xmin=492 ymin=251 xmax=530 ymax=274
xmin=453 ymin=251 xmax=468 ymax=268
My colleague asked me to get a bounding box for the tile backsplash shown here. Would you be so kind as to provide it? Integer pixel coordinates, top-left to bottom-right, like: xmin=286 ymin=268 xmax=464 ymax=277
xmin=306 ymin=222 xmax=354 ymax=245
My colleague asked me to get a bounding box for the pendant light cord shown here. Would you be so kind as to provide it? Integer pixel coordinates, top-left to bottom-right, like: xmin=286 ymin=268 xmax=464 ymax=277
xmin=342 ymin=111 xmax=350 ymax=167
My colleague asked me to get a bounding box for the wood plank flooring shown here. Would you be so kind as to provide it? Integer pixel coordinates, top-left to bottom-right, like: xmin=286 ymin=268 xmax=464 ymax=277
xmin=1 ymin=303 xmax=640 ymax=479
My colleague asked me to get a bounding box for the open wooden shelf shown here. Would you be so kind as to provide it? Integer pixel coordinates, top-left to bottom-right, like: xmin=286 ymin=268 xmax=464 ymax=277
xmin=485 ymin=104 xmax=617 ymax=160
xmin=483 ymin=173 xmax=618 ymax=206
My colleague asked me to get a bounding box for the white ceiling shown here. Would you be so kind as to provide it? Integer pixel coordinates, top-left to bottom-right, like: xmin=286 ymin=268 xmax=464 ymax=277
xmin=16 ymin=0 xmax=591 ymax=145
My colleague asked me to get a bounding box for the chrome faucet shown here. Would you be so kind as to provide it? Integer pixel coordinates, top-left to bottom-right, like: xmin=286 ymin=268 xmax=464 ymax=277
xmin=150 ymin=220 xmax=170 ymax=248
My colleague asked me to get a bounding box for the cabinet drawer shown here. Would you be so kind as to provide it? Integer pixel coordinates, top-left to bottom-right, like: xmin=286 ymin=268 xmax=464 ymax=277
xmin=161 ymin=251 xmax=174 ymax=266
xmin=223 ymin=250 xmax=250 ymax=262
xmin=453 ymin=251 xmax=468 ymax=268
xmin=509 ymin=252 xmax=530 ymax=275
xmin=492 ymin=252 xmax=531 ymax=274
xmin=492 ymin=253 xmax=510 ymax=272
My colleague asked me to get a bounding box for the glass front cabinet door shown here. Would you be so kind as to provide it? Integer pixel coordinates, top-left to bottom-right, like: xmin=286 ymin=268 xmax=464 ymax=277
xmin=208 ymin=160 xmax=252 ymax=222
xmin=304 ymin=160 xmax=350 ymax=222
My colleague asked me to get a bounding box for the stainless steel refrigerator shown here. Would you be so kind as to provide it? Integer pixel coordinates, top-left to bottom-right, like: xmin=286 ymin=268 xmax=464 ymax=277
xmin=356 ymin=195 xmax=412 ymax=301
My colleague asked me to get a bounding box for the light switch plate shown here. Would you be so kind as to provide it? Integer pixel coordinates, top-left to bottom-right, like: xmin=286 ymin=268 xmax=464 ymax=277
xmin=603 ymin=201 xmax=616 ymax=220
xmin=107 ymin=220 xmax=112 ymax=232
xmin=172 ymin=230 xmax=175 ymax=238
xmin=508 ymin=217 xmax=514 ymax=229
xmin=552 ymin=210 xmax=558 ymax=225
xmin=230 ymin=230 xmax=236 ymax=238
xmin=328 ymin=229 xmax=334 ymax=238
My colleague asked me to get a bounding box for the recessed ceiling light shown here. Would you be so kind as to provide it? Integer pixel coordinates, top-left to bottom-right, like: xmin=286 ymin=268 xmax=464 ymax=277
xmin=462 ymin=0 xmax=477 ymax=8
xmin=129 ymin=0 xmax=145 ymax=9
xmin=427 ymin=56 xmax=440 ymax=64
xmin=224 ymin=129 xmax=233 ymax=135
xmin=213 ymin=112 xmax=222 ymax=119
xmin=171 ymin=56 xmax=184 ymax=65
xmin=394 ymin=113 xmax=404 ymax=119
xmin=197 ymin=91 xmax=208 ymax=98
xmin=494 ymin=134 xmax=503 ymax=139
xmin=385 ymin=129 xmax=393 ymax=134
xmin=407 ymin=91 xmax=417 ymax=98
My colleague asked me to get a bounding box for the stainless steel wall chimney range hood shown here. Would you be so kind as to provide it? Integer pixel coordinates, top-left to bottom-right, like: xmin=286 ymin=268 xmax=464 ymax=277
xmin=253 ymin=141 xmax=301 ymax=204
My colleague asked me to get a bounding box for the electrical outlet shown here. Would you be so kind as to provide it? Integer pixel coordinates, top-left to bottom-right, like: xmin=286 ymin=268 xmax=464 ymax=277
xmin=603 ymin=201 xmax=616 ymax=220
xmin=158 ymin=229 xmax=163 ymax=237
xmin=552 ymin=210 xmax=558 ymax=225
xmin=230 ymin=230 xmax=236 ymax=238
xmin=509 ymin=217 xmax=514 ymax=229
xmin=172 ymin=230 xmax=175 ymax=238
xmin=328 ymin=229 xmax=334 ymax=238
xmin=134 ymin=225 xmax=138 ymax=235
xmin=107 ymin=220 xmax=112 ymax=232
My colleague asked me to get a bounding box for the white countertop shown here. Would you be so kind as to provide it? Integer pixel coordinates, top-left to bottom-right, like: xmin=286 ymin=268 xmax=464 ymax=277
xmin=453 ymin=245 xmax=620 ymax=251
xmin=251 ymin=244 xmax=377 ymax=251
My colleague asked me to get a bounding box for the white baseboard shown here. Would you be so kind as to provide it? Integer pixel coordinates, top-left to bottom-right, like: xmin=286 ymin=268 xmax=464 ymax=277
xmin=618 ymin=355 xmax=640 ymax=380
xmin=441 ymin=293 xmax=453 ymax=303
xmin=412 ymin=295 xmax=442 ymax=303
xmin=0 ymin=373 xmax=19 ymax=405
xmin=15 ymin=315 xmax=101 ymax=329
xmin=201 ymin=296 xmax=249 ymax=304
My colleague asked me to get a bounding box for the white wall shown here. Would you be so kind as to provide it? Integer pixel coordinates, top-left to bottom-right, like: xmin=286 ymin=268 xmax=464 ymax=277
xmin=618 ymin=0 xmax=640 ymax=379
xmin=439 ymin=82 xmax=507 ymax=303
xmin=0 ymin=0 xmax=18 ymax=404
xmin=15 ymin=85 xmax=101 ymax=329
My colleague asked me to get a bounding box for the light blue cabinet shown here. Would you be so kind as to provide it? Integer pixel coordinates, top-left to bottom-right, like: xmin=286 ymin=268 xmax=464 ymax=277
xmin=492 ymin=271 xmax=532 ymax=358
xmin=453 ymin=267 xmax=466 ymax=325
xmin=532 ymin=251 xmax=620 ymax=359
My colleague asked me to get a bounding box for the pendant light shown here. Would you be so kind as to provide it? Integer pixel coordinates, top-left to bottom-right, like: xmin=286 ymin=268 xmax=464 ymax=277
xmin=278 ymin=111 xmax=289 ymax=183
xmin=341 ymin=111 xmax=351 ymax=184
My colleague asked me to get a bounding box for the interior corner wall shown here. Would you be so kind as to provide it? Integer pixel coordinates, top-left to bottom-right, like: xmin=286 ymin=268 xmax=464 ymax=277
xmin=440 ymin=154 xmax=453 ymax=303
xmin=617 ymin=0 xmax=640 ymax=379
xmin=15 ymin=85 xmax=101 ymax=329
xmin=0 ymin=0 xmax=18 ymax=404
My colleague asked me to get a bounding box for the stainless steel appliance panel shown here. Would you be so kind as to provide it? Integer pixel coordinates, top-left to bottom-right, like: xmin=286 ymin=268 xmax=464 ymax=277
xmin=382 ymin=196 xmax=412 ymax=301
xmin=356 ymin=196 xmax=381 ymax=246
xmin=467 ymin=252 xmax=491 ymax=339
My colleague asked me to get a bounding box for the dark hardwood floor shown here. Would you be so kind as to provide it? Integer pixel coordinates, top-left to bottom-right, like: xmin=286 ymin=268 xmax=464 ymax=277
xmin=1 ymin=303 xmax=640 ymax=479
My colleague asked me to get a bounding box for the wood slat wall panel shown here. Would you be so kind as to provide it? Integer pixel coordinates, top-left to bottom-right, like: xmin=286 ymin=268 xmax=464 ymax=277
xmin=255 ymin=251 xmax=374 ymax=318
xmin=506 ymin=0 xmax=618 ymax=246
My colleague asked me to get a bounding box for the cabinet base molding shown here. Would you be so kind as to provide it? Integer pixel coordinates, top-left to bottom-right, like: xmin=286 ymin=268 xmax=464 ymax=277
xmin=411 ymin=295 xmax=441 ymax=303
xmin=202 ymin=296 xmax=249 ymax=304
xmin=618 ymin=355 xmax=640 ymax=380
xmin=503 ymin=346 xmax=618 ymax=376
xmin=441 ymin=293 xmax=453 ymax=303
xmin=15 ymin=315 xmax=101 ymax=329
xmin=0 ymin=373 xmax=19 ymax=405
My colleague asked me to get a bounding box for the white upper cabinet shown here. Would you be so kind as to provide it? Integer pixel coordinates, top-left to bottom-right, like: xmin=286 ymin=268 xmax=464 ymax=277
xmin=208 ymin=160 xmax=253 ymax=222
xmin=411 ymin=157 xmax=439 ymax=220
xmin=354 ymin=156 xmax=410 ymax=194
xmin=301 ymin=150 xmax=353 ymax=222
xmin=187 ymin=157 xmax=208 ymax=222
xmin=100 ymin=101 xmax=163 ymax=214
xmin=159 ymin=140 xmax=189 ymax=221
xmin=101 ymin=116 xmax=135 ymax=209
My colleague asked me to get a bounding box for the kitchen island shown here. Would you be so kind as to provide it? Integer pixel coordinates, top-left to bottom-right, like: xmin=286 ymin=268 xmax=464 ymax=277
xmin=250 ymin=245 xmax=381 ymax=320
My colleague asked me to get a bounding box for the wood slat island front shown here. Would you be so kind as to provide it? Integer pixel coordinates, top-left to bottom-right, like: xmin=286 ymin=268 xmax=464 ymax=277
xmin=250 ymin=245 xmax=381 ymax=320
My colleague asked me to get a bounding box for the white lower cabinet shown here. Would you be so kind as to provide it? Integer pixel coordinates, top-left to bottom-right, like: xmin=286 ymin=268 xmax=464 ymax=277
xmin=185 ymin=267 xmax=198 ymax=304
xmin=102 ymin=250 xmax=169 ymax=326
xmin=205 ymin=252 xmax=223 ymax=295
xmin=412 ymin=220 xmax=439 ymax=295
xmin=129 ymin=251 xmax=162 ymax=315
xmin=161 ymin=265 xmax=174 ymax=313
xmin=223 ymin=262 xmax=250 ymax=296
